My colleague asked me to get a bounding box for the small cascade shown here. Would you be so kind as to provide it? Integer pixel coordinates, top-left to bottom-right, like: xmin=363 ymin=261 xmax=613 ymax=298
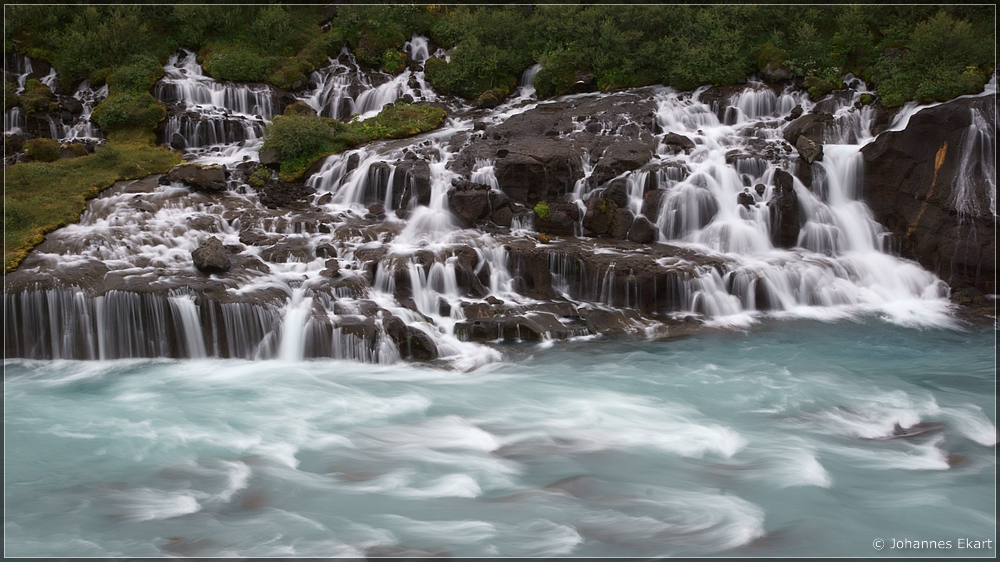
xmin=5 ymin=53 xmax=33 ymax=136
xmin=471 ymin=159 xmax=500 ymax=191
xmin=39 ymin=67 xmax=59 ymax=91
xmin=518 ymin=64 xmax=543 ymax=97
xmin=951 ymin=105 xmax=997 ymax=218
xmin=398 ymin=139 xmax=460 ymax=244
xmin=277 ymin=288 xmax=311 ymax=362
xmin=8 ymin=51 xmax=33 ymax=92
xmin=62 ymin=82 xmax=107 ymax=140
xmin=301 ymin=45 xmax=437 ymax=121
xmin=5 ymin=107 xmax=26 ymax=135
xmin=169 ymin=293 xmax=207 ymax=358
xmin=404 ymin=35 xmax=431 ymax=64
xmin=157 ymin=50 xmax=279 ymax=117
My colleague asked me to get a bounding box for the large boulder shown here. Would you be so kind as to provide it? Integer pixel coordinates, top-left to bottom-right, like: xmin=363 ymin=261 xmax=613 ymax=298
xmin=192 ymin=236 xmax=231 ymax=274
xmin=768 ymin=169 xmax=801 ymax=248
xmin=167 ymin=163 xmax=228 ymax=192
xmin=795 ymin=135 xmax=823 ymax=164
xmin=782 ymin=112 xmax=832 ymax=145
xmin=448 ymin=181 xmax=491 ymax=227
xmin=862 ymin=96 xmax=996 ymax=293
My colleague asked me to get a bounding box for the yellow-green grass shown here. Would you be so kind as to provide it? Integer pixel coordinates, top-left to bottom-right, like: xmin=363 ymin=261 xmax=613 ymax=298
xmin=4 ymin=131 xmax=181 ymax=272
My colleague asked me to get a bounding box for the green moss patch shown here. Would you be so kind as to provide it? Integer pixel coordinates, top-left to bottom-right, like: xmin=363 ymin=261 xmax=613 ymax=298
xmin=262 ymin=103 xmax=447 ymax=182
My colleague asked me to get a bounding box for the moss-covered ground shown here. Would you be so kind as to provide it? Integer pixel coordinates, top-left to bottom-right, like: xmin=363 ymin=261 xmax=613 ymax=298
xmin=4 ymin=131 xmax=181 ymax=271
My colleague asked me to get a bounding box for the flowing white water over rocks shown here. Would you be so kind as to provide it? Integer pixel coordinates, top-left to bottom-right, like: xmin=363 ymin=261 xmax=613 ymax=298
xmin=6 ymin=47 xmax=992 ymax=364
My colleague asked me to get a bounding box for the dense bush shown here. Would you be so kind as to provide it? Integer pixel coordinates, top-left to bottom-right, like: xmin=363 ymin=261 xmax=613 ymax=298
xmin=108 ymin=56 xmax=164 ymax=94
xmin=23 ymin=138 xmax=60 ymax=162
xmin=90 ymin=92 xmax=166 ymax=132
xmin=533 ymin=49 xmax=579 ymax=98
xmin=261 ymin=114 xmax=334 ymax=164
xmin=203 ymin=47 xmax=273 ymax=83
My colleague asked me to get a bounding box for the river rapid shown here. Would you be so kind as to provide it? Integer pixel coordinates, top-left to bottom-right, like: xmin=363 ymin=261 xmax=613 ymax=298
xmin=4 ymin=320 xmax=996 ymax=557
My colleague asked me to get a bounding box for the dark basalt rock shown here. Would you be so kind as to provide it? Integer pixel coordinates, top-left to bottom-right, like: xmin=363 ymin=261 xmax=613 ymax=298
xmin=627 ymin=215 xmax=658 ymax=244
xmin=192 ymin=236 xmax=232 ymax=274
xmin=782 ymin=112 xmax=832 ymax=145
xmin=768 ymin=169 xmax=801 ymax=248
xmin=167 ymin=163 xmax=228 ymax=192
xmin=795 ymin=135 xmax=823 ymax=164
xmin=448 ymin=182 xmax=491 ymax=227
xmin=451 ymin=93 xmax=657 ymax=204
xmin=862 ymin=96 xmax=996 ymax=293
xmin=663 ymin=132 xmax=696 ymax=153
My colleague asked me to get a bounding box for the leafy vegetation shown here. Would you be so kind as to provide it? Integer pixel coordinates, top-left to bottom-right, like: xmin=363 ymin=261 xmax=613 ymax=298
xmin=4 ymin=5 xmax=995 ymax=108
xmin=261 ymin=103 xmax=446 ymax=182
xmin=4 ymin=135 xmax=181 ymax=271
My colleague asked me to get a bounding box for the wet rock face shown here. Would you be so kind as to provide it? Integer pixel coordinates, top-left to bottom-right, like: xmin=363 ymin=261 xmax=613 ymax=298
xmin=451 ymin=93 xmax=657 ymax=205
xmin=192 ymin=237 xmax=232 ymax=274
xmin=862 ymin=96 xmax=997 ymax=293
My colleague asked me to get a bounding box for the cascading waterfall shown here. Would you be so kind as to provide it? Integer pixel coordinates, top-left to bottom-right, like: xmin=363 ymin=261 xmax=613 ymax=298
xmin=7 ymin=48 xmax=991 ymax=363
xmin=303 ymin=43 xmax=437 ymax=121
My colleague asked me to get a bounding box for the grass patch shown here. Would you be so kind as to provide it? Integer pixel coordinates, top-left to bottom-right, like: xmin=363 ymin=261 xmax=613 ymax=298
xmin=263 ymin=103 xmax=447 ymax=182
xmin=4 ymin=133 xmax=181 ymax=272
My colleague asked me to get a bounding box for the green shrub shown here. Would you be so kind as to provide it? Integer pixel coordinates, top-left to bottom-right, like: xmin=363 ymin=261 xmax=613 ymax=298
xmin=533 ymin=201 xmax=550 ymax=221
xmin=88 ymin=68 xmax=113 ymax=88
xmin=250 ymin=6 xmax=294 ymax=54
xmin=23 ymin=138 xmax=61 ymax=162
xmin=381 ymin=49 xmax=407 ymax=74
xmin=91 ymin=92 xmax=166 ymax=132
xmin=261 ymin=114 xmax=334 ymax=163
xmin=20 ymin=79 xmax=54 ymax=114
xmin=268 ymin=59 xmax=312 ymax=91
xmin=108 ymin=56 xmax=164 ymax=94
xmin=203 ymin=47 xmax=273 ymax=82
xmin=355 ymin=25 xmax=407 ymax=68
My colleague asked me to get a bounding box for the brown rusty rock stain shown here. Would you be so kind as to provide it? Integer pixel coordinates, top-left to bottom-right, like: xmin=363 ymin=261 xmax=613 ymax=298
xmin=905 ymin=142 xmax=947 ymax=239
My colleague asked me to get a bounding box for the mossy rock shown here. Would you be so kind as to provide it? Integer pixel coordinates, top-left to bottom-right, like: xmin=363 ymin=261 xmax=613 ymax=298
xmin=283 ymin=101 xmax=318 ymax=117
xmin=91 ymin=92 xmax=167 ymax=133
xmin=247 ymin=166 xmax=271 ymax=188
xmin=858 ymin=93 xmax=875 ymax=106
xmin=804 ymin=76 xmax=837 ymax=100
xmin=475 ymin=87 xmax=511 ymax=109
xmin=20 ymin=79 xmax=53 ymax=114
xmin=5 ymin=80 xmax=20 ymax=111
xmin=23 ymin=138 xmax=60 ymax=162
xmin=757 ymin=42 xmax=791 ymax=72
